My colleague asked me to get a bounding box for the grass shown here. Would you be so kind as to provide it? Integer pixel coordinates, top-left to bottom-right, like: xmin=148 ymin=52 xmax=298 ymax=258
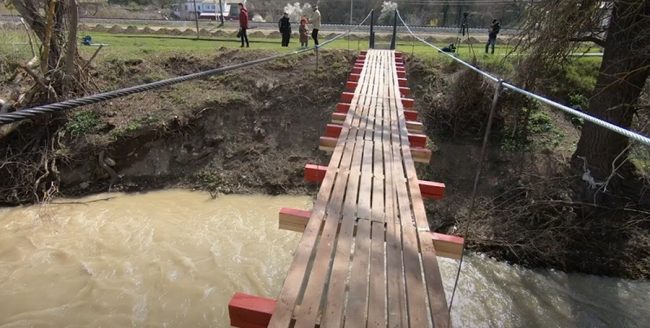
xmin=66 ymin=110 xmax=102 ymax=135
xmin=0 ymin=27 xmax=593 ymax=65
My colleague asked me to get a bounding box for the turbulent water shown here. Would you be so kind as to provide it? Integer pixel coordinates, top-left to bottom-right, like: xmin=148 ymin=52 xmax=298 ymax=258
xmin=0 ymin=190 xmax=648 ymax=327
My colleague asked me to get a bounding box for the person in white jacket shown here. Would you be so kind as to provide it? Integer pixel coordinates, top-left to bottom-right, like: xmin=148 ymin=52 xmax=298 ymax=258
xmin=310 ymin=6 xmax=321 ymax=46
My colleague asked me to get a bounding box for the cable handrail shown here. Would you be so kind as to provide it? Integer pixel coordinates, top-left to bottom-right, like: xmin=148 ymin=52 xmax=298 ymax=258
xmin=0 ymin=12 xmax=373 ymax=126
xmin=395 ymin=10 xmax=650 ymax=147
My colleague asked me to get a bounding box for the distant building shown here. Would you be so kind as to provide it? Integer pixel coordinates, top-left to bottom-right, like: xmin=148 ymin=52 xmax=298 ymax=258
xmin=173 ymin=1 xmax=239 ymax=20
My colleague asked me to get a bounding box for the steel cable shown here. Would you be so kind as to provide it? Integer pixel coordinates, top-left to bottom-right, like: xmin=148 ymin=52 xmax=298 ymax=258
xmin=0 ymin=11 xmax=372 ymax=126
xmin=395 ymin=10 xmax=650 ymax=147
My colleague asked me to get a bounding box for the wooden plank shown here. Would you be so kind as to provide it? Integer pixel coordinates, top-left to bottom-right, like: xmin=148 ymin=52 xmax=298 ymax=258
xmin=389 ymin=51 xmax=450 ymax=327
xmin=367 ymin=221 xmax=387 ymax=328
xmin=367 ymin=50 xmax=387 ymax=327
xmin=386 ymin=50 xmax=430 ymax=328
xmin=320 ymin=51 xmax=382 ymax=328
xmin=345 ymin=50 xmax=383 ymax=327
xmin=268 ymin=48 xmax=374 ymax=328
xmin=343 ymin=219 xmax=372 ymax=328
xmin=292 ymin=48 xmax=378 ymax=328
xmin=382 ymin=50 xmax=408 ymax=328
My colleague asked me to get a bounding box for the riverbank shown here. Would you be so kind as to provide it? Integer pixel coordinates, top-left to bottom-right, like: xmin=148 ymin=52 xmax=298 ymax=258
xmin=1 ymin=49 xmax=647 ymax=280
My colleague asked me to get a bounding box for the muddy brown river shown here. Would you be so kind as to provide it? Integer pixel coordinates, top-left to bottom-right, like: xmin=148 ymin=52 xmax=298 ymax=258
xmin=0 ymin=190 xmax=648 ymax=327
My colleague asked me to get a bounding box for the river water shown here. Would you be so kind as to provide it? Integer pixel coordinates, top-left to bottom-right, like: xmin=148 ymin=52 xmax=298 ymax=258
xmin=0 ymin=190 xmax=647 ymax=327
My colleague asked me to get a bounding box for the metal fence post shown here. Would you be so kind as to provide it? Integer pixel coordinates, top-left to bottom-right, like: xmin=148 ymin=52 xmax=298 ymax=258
xmin=390 ymin=10 xmax=398 ymax=50
xmin=369 ymin=9 xmax=375 ymax=49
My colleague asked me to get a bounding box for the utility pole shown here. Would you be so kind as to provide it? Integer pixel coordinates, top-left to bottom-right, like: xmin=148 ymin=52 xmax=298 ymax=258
xmin=192 ymin=0 xmax=200 ymax=39
xmin=349 ymin=0 xmax=353 ymax=25
xmin=219 ymin=0 xmax=224 ymax=25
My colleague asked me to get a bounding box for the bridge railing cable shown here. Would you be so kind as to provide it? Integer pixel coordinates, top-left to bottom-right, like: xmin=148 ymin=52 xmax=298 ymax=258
xmin=395 ymin=10 xmax=650 ymax=147
xmin=396 ymin=8 xmax=650 ymax=317
xmin=0 ymin=11 xmax=373 ymax=126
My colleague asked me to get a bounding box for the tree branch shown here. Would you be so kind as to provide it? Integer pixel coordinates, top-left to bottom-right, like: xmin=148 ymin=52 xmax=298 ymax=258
xmin=569 ymin=35 xmax=606 ymax=47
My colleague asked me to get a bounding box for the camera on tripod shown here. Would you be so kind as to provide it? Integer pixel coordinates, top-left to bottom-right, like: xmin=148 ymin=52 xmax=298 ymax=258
xmin=460 ymin=12 xmax=470 ymax=36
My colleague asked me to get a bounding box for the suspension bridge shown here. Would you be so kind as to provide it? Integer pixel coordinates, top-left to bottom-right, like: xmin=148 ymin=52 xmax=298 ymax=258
xmin=2 ymin=7 xmax=649 ymax=328
xmin=229 ymin=49 xmax=453 ymax=328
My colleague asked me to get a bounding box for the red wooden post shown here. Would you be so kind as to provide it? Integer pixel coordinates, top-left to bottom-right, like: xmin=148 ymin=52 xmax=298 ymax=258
xmin=408 ymin=133 xmax=427 ymax=148
xmin=336 ymin=103 xmax=350 ymax=113
xmin=404 ymin=109 xmax=418 ymax=120
xmin=340 ymin=92 xmax=355 ymax=103
xmin=418 ymin=180 xmax=446 ymax=199
xmin=325 ymin=124 xmax=343 ymax=138
xmin=402 ymin=98 xmax=415 ymax=108
xmin=229 ymin=292 xmax=276 ymax=328
xmin=304 ymin=164 xmax=327 ymax=183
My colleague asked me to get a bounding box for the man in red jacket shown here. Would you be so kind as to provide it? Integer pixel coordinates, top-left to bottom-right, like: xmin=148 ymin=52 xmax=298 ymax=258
xmin=238 ymin=2 xmax=249 ymax=48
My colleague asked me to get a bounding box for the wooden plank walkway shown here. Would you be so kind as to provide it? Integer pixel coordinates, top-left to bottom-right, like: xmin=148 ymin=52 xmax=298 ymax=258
xmin=268 ymin=49 xmax=450 ymax=328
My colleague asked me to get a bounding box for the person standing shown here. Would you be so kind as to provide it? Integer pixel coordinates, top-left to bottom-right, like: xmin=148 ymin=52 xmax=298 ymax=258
xmin=238 ymin=2 xmax=249 ymax=48
xmin=485 ymin=19 xmax=500 ymax=54
xmin=299 ymin=17 xmax=309 ymax=48
xmin=310 ymin=6 xmax=321 ymax=46
xmin=279 ymin=12 xmax=291 ymax=47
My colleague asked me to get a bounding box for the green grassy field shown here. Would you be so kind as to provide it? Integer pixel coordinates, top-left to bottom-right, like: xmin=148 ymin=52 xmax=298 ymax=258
xmin=0 ymin=28 xmax=539 ymax=64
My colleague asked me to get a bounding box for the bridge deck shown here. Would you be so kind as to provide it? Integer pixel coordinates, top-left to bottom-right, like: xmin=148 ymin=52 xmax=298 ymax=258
xmin=269 ymin=50 xmax=449 ymax=328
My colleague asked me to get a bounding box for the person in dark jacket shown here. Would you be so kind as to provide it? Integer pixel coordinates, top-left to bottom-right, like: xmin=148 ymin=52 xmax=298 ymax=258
xmin=279 ymin=12 xmax=291 ymax=47
xmin=238 ymin=2 xmax=249 ymax=48
xmin=485 ymin=19 xmax=500 ymax=54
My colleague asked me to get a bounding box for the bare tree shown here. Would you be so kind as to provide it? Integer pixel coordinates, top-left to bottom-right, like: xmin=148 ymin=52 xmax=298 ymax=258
xmin=10 ymin=0 xmax=88 ymax=106
xmin=516 ymin=0 xmax=650 ymax=198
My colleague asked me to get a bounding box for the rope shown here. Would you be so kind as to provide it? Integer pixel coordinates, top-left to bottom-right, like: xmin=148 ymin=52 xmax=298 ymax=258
xmin=0 ymin=12 xmax=372 ymax=126
xmin=395 ymin=10 xmax=650 ymax=147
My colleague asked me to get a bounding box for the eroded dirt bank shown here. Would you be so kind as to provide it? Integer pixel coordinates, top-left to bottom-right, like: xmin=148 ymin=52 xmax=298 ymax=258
xmin=1 ymin=49 xmax=647 ymax=279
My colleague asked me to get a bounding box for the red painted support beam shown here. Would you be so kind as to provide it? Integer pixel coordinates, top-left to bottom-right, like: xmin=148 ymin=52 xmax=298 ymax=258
xmin=336 ymin=103 xmax=350 ymax=113
xmin=395 ymin=52 xmax=403 ymax=58
xmin=402 ymin=98 xmax=415 ymax=108
xmin=419 ymin=180 xmax=446 ymax=199
xmin=358 ymin=55 xmax=366 ymax=60
xmin=325 ymin=124 xmax=343 ymax=138
xmin=351 ymin=67 xmax=362 ymax=74
xmin=346 ymin=81 xmax=356 ymax=91
xmin=304 ymin=164 xmax=327 ymax=183
xmin=408 ymin=133 xmax=427 ymax=148
xmin=398 ymin=78 xmax=408 ymax=87
xmin=399 ymin=87 xmax=410 ymax=97
xmin=349 ymin=73 xmax=361 ymax=82
xmin=404 ymin=109 xmax=418 ymax=121
xmin=340 ymin=92 xmax=355 ymax=103
xmin=277 ymin=212 xmax=464 ymax=259
xmin=279 ymin=208 xmax=311 ymax=220
xmin=406 ymin=120 xmax=424 ymax=133
xmin=279 ymin=208 xmax=312 ymax=232
xmin=397 ymin=71 xmax=406 ymax=78
xmin=331 ymin=112 xmax=346 ymax=123
xmin=319 ymin=136 xmax=338 ymax=150
xmin=431 ymin=233 xmax=465 ymax=259
xmin=229 ymin=292 xmax=276 ymax=328
xmin=411 ymin=146 xmax=432 ymax=163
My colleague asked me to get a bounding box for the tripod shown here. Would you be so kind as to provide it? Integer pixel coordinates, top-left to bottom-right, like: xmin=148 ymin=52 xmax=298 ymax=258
xmin=455 ymin=12 xmax=476 ymax=57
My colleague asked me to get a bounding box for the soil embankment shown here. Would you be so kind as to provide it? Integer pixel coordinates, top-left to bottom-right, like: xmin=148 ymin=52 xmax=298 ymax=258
xmin=0 ymin=50 xmax=352 ymax=200
xmin=1 ymin=49 xmax=647 ymax=279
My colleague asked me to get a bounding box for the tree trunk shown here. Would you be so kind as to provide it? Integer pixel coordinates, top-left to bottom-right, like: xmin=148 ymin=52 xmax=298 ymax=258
xmin=573 ymin=0 xmax=650 ymax=184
